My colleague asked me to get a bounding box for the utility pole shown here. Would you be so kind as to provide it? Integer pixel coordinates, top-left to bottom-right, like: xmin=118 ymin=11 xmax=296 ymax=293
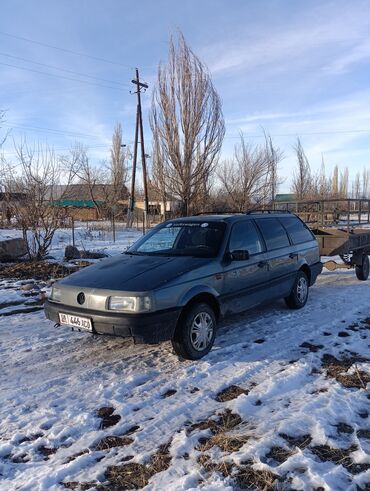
xmin=127 ymin=68 xmax=149 ymax=230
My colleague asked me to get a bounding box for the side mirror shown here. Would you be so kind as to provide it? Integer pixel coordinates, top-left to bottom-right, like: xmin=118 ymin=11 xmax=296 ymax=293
xmin=230 ymin=249 xmax=250 ymax=261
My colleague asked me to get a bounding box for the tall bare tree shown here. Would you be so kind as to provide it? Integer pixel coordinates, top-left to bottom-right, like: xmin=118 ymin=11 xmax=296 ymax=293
xmin=332 ymin=165 xmax=339 ymax=197
xmin=339 ymin=167 xmax=349 ymax=198
xmin=217 ymin=133 xmax=281 ymax=211
xmin=352 ymin=171 xmax=361 ymax=199
xmin=109 ymin=123 xmax=128 ymax=205
xmin=291 ymin=138 xmax=312 ymax=199
xmin=150 ymin=32 xmax=225 ymax=216
xmin=362 ymin=168 xmax=370 ymax=197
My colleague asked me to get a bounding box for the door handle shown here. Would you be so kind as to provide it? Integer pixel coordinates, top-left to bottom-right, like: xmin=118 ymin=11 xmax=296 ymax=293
xmin=257 ymin=261 xmax=266 ymax=268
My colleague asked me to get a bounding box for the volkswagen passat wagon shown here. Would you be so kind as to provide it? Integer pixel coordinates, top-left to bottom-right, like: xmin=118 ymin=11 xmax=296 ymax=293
xmin=45 ymin=211 xmax=322 ymax=360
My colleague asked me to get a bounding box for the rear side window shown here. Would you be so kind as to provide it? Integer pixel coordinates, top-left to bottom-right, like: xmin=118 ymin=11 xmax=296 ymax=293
xmin=255 ymin=218 xmax=290 ymax=250
xmin=279 ymin=217 xmax=314 ymax=244
xmin=229 ymin=221 xmax=263 ymax=255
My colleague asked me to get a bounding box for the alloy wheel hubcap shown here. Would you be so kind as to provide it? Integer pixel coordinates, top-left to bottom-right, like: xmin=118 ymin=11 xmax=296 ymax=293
xmin=297 ymin=277 xmax=308 ymax=303
xmin=190 ymin=312 xmax=214 ymax=351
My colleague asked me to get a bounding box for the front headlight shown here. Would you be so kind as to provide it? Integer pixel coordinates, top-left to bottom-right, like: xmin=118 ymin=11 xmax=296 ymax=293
xmin=51 ymin=286 xmax=62 ymax=302
xmin=108 ymin=295 xmax=151 ymax=312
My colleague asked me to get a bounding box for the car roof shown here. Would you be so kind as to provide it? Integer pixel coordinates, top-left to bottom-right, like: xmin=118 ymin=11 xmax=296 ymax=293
xmin=169 ymin=212 xmax=294 ymax=224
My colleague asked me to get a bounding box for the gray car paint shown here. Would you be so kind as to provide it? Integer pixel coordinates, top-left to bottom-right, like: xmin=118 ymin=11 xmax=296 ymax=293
xmin=49 ymin=214 xmax=321 ymax=320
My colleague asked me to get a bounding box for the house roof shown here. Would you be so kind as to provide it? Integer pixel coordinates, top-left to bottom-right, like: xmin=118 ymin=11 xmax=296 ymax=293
xmin=52 ymin=199 xmax=104 ymax=208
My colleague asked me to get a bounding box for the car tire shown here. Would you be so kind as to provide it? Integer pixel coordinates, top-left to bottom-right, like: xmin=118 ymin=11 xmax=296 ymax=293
xmin=171 ymin=303 xmax=217 ymax=360
xmin=355 ymin=254 xmax=369 ymax=281
xmin=284 ymin=270 xmax=309 ymax=309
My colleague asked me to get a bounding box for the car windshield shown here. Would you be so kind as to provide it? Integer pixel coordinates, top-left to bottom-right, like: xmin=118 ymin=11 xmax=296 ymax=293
xmin=127 ymin=221 xmax=226 ymax=257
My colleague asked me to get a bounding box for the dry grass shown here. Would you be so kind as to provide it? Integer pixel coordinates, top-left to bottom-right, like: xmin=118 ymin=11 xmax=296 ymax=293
xmin=62 ymin=482 xmax=98 ymax=490
xmin=335 ymin=423 xmax=354 ymax=434
xmin=279 ymin=433 xmax=312 ymax=449
xmin=310 ymin=444 xmax=370 ymax=474
xmin=198 ymin=455 xmax=279 ymax=490
xmin=216 ymin=385 xmax=249 ymax=402
xmin=63 ymin=449 xmax=89 ymax=464
xmin=197 ymin=433 xmax=249 ymax=453
xmin=357 ymin=429 xmax=370 ymax=439
xmin=0 ymin=261 xmax=76 ymax=280
xmin=299 ymin=342 xmax=323 ymax=352
xmin=189 ymin=409 xmax=242 ymax=436
xmin=265 ymin=446 xmax=294 ymax=464
xmin=234 ymin=465 xmax=279 ymax=490
xmin=94 ymin=436 xmax=134 ymax=451
xmin=103 ymin=441 xmax=172 ymax=490
xmin=96 ymin=407 xmax=122 ymax=429
xmin=192 ymin=409 xmax=248 ymax=454
xmin=321 ymin=354 xmax=370 ymax=389
xmin=38 ymin=445 xmax=58 ymax=460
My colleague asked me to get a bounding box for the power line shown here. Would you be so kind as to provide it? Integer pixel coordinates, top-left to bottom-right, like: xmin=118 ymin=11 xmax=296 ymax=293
xmin=0 ymin=52 xmax=128 ymax=87
xmin=0 ymin=61 xmax=127 ymax=91
xmin=1 ymin=144 xmax=109 ymax=156
xmin=2 ymin=122 xmax=100 ymax=139
xmin=224 ymin=129 xmax=370 ymax=138
xmin=0 ymin=30 xmax=137 ymax=69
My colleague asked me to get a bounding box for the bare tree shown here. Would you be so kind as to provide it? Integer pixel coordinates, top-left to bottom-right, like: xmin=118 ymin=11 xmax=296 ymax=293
xmin=63 ymin=144 xmax=108 ymax=218
xmin=151 ymin=127 xmax=168 ymax=217
xmin=217 ymin=133 xmax=280 ymax=211
xmin=316 ymin=155 xmax=331 ymax=198
xmin=352 ymin=171 xmax=361 ymax=199
xmin=332 ymin=165 xmax=339 ymax=197
xmin=264 ymin=132 xmax=283 ymax=202
xmin=150 ymin=32 xmax=225 ymax=216
xmin=108 ymin=123 xmax=128 ymax=210
xmin=0 ymin=110 xmax=8 ymax=148
xmin=339 ymin=167 xmax=349 ymax=198
xmin=1 ymin=142 xmax=78 ymax=259
xmin=291 ymin=138 xmax=313 ymax=199
xmin=362 ymin=167 xmax=370 ymax=198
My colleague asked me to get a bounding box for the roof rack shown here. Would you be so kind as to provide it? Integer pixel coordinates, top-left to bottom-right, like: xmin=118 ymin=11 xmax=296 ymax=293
xmin=245 ymin=209 xmax=292 ymax=214
xmin=194 ymin=211 xmax=244 ymax=216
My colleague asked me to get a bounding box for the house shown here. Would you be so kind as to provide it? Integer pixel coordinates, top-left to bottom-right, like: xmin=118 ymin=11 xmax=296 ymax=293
xmin=133 ymin=180 xmax=180 ymax=217
xmin=50 ymin=183 xmax=129 ymax=220
xmin=0 ymin=192 xmax=28 ymax=224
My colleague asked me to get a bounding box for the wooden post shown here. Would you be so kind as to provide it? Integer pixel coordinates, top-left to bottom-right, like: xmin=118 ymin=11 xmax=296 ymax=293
xmin=359 ymin=200 xmax=362 ymax=225
xmin=112 ymin=213 xmax=116 ymax=243
xmin=347 ymin=199 xmax=350 ymax=233
xmin=71 ymin=216 xmax=75 ymax=247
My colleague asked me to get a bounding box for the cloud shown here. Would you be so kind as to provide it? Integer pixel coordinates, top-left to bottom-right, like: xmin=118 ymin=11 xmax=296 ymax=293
xmin=324 ymin=39 xmax=370 ymax=74
xmin=202 ymin=3 xmax=370 ymax=77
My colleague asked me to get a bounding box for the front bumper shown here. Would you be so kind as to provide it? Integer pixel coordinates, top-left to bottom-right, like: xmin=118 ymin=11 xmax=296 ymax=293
xmin=44 ymin=300 xmax=181 ymax=344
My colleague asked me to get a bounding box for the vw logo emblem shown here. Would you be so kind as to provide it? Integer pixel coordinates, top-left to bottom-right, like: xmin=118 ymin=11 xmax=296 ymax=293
xmin=77 ymin=292 xmax=85 ymax=305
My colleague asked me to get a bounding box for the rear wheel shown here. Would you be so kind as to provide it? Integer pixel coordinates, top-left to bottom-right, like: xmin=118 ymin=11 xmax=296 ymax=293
xmin=355 ymin=254 xmax=369 ymax=281
xmin=284 ymin=270 xmax=309 ymax=309
xmin=171 ymin=303 xmax=217 ymax=360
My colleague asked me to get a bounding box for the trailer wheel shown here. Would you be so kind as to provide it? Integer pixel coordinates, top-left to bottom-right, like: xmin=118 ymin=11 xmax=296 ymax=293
xmin=355 ymin=254 xmax=369 ymax=281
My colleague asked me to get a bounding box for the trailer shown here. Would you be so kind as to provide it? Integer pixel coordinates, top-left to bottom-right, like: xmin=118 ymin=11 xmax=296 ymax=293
xmin=312 ymin=226 xmax=370 ymax=280
xmin=272 ymin=198 xmax=370 ymax=281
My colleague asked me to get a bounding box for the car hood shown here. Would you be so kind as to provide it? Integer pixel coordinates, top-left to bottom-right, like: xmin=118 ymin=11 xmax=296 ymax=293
xmin=59 ymin=254 xmax=210 ymax=291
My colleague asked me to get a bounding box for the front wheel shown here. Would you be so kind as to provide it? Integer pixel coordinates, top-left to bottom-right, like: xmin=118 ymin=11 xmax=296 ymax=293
xmin=355 ymin=254 xmax=369 ymax=281
xmin=284 ymin=271 xmax=309 ymax=309
xmin=171 ymin=303 xmax=217 ymax=360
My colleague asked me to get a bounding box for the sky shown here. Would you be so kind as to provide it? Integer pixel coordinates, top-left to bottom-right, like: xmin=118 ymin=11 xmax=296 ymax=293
xmin=1 ymin=0 xmax=370 ymax=192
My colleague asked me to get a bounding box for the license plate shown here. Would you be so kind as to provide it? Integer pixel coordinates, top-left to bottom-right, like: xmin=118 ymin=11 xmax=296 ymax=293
xmin=59 ymin=312 xmax=92 ymax=332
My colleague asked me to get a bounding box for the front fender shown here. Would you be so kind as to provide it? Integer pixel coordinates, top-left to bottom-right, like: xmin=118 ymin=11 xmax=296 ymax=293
xmin=178 ymin=285 xmax=220 ymax=307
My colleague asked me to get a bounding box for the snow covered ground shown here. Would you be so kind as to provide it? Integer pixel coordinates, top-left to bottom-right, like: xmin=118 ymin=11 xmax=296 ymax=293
xmin=0 ymin=230 xmax=370 ymax=490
